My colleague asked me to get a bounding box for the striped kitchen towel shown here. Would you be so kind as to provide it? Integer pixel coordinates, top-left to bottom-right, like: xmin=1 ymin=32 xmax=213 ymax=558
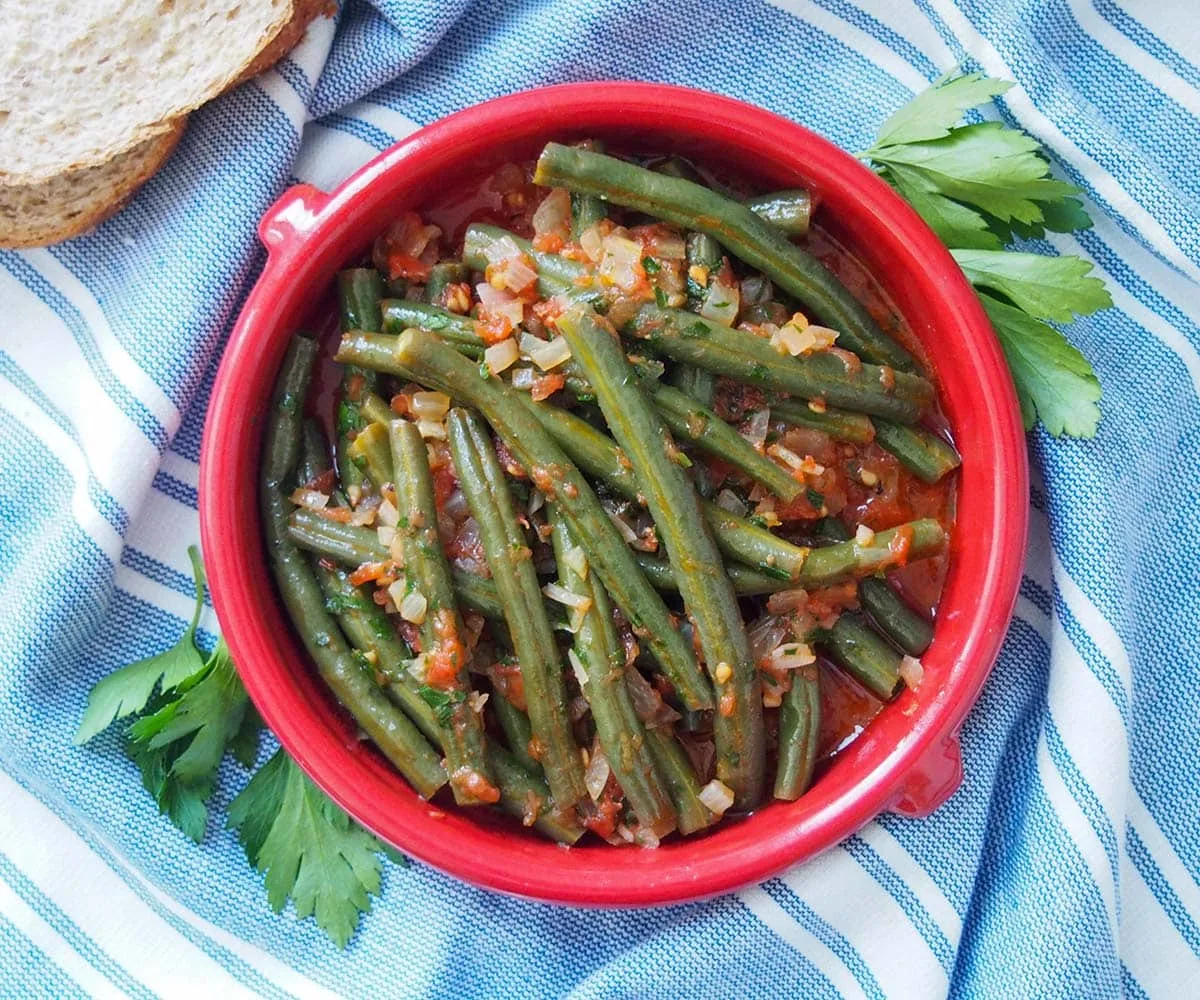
xmin=2 ymin=1 xmax=1198 ymax=996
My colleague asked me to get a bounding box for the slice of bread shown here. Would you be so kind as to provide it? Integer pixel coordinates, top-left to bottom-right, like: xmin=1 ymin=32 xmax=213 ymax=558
xmin=0 ymin=118 xmax=187 ymax=248
xmin=0 ymin=0 xmax=331 ymax=248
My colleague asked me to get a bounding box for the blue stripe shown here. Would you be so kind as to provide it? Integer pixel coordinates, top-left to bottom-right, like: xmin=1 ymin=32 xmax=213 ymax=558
xmin=1121 ymin=965 xmax=1150 ymax=1000
xmin=760 ymin=879 xmax=886 ymax=1000
xmin=0 ymin=256 xmax=168 ymax=450
xmin=1095 ymin=0 xmax=1200 ymax=92
xmin=274 ymin=56 xmax=314 ymax=105
xmin=152 ymin=469 xmax=199 ymax=510
xmin=843 ymin=835 xmax=956 ymax=972
xmin=0 ymin=361 xmax=129 ymax=537
xmin=1020 ymin=576 xmax=1053 ymax=617
xmin=1124 ymin=826 xmax=1200 ymax=958
xmin=0 ymin=913 xmax=89 ymax=1000
xmin=0 ymin=852 xmax=155 ymax=1000
xmin=812 ymin=0 xmax=941 ymax=80
xmin=320 ymin=112 xmax=396 ymax=151
xmin=1042 ymin=718 xmax=1120 ymax=911
xmin=1051 ymin=589 xmax=1130 ymax=724
xmin=119 ymin=547 xmax=213 ymax=611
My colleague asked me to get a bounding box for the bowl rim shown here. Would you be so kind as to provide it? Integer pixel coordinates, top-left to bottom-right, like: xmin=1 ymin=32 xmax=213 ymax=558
xmin=200 ymin=81 xmax=1028 ymax=907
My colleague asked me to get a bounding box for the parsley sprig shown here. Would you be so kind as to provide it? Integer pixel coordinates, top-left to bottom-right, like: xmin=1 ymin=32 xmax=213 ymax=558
xmin=76 ymin=548 xmax=397 ymax=946
xmin=861 ymin=72 xmax=1110 ymax=437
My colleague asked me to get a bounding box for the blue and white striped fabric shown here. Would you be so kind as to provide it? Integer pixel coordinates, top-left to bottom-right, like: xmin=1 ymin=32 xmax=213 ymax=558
xmin=2 ymin=1 xmax=1197 ymax=995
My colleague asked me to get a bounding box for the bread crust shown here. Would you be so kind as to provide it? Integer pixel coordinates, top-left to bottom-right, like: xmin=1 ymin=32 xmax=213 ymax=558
xmin=0 ymin=0 xmax=329 ymax=248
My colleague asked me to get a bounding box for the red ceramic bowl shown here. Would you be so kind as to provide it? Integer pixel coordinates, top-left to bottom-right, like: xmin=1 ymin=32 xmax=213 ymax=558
xmin=200 ymin=82 xmax=1027 ymax=906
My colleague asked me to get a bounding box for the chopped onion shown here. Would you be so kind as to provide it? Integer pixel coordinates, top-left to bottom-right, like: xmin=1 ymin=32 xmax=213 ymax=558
xmin=605 ymin=508 xmax=639 ymax=544
xmin=567 ymin=648 xmax=589 ymax=689
xmin=481 ymin=234 xmax=523 ymax=266
xmin=411 ymin=391 xmax=450 ymax=420
xmin=532 ymin=187 xmax=571 ymax=239
xmin=579 ymin=223 xmax=605 ymax=262
xmin=699 ymin=270 xmax=740 ymax=325
xmin=376 ymin=525 xmax=396 ymax=547
xmin=741 ymin=408 xmax=770 ymax=451
xmin=770 ymin=642 xmax=816 ymax=670
xmin=289 ymin=487 xmax=329 ymax=510
xmin=484 ymin=337 xmax=519 ymax=374
xmin=399 ymin=588 xmax=428 ymax=625
xmin=634 ymin=826 xmax=661 ymax=849
xmin=377 ymin=498 xmax=400 ymax=527
xmin=563 ymin=545 xmax=589 ymax=578
xmin=747 ymin=614 xmax=789 ymax=662
xmin=714 ymin=489 xmax=748 ymax=517
xmin=476 ymin=282 xmax=524 ymax=327
xmin=527 ymin=488 xmax=545 ymax=515
xmin=520 ymin=332 xmax=572 ymax=371
xmin=467 ymin=690 xmax=489 ymax=714
xmin=542 ymin=582 xmax=593 ymax=612
xmin=766 ymin=588 xmax=809 ymax=615
xmin=649 ymin=235 xmax=685 ymax=260
xmin=348 ymin=507 xmax=377 ymax=527
xmin=416 ymin=419 xmax=446 ymax=440
xmin=698 ymin=779 xmax=735 ymax=816
xmin=406 ymin=652 xmax=428 ymax=681
xmin=584 ymin=746 xmax=610 ymax=802
xmin=386 ymin=578 xmax=408 ymax=607
xmin=855 ymin=524 xmax=876 ymax=545
xmin=598 ymin=234 xmax=644 ymax=290
xmin=510 ymin=366 xmax=536 ymax=390
xmin=899 ymin=655 xmax=925 ymax=689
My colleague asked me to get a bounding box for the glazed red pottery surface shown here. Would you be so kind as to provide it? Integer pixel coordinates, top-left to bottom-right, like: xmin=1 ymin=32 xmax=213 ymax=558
xmin=199 ymin=82 xmax=1028 ymax=907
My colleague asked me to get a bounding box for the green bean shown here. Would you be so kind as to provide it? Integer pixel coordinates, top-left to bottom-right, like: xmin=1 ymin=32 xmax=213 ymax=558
xmin=425 ymin=262 xmax=469 ymax=306
xmin=746 ymin=190 xmax=812 ymax=236
xmin=642 ymin=727 xmax=714 ymax=835
xmin=346 ymin=420 xmax=394 ymax=486
xmin=872 ymin=418 xmax=962 ymax=484
xmin=487 ymin=746 xmax=584 ymax=845
xmin=336 ymin=269 xmax=385 ymax=494
xmin=262 ymin=336 xmax=445 ymax=798
xmin=818 ymin=612 xmax=902 ymax=700
xmin=297 ymin=420 xmax=333 ymax=488
xmin=515 ymin=396 xmax=811 ymax=580
xmin=340 ymin=329 xmax=713 ymax=712
xmin=390 ymin=419 xmax=496 ymax=806
xmin=360 ymin=391 xmax=394 ymax=427
xmin=771 ymin=397 xmax=876 ymax=445
xmin=570 ymin=140 xmax=609 ymax=238
xmin=624 ymin=305 xmax=932 ymax=423
xmin=549 ymin=506 xmax=677 ymax=836
xmin=773 ymin=664 xmax=821 ymax=801
xmin=447 ymin=409 xmax=586 ymax=808
xmin=533 ymin=143 xmax=916 ymax=371
xmin=652 ymin=383 xmax=803 ymax=502
xmin=673 ymin=230 xmax=722 ymax=437
xmin=556 ymin=305 xmax=763 ymax=809
xmin=814 ymin=518 xmax=933 ymax=657
xmin=491 ymin=689 xmax=542 ymax=775
xmin=633 ymin=552 xmax=791 ymax=597
xmin=799 ymin=518 xmax=945 ymax=586
xmin=381 ymin=299 xmax=486 ymax=358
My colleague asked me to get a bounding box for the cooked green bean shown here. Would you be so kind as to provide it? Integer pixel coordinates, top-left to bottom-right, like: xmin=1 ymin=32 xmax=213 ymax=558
xmin=491 ymin=689 xmax=541 ymax=775
xmin=341 ymin=330 xmax=714 ymax=712
xmin=745 ymin=190 xmax=812 ymax=236
xmin=487 ymin=746 xmax=584 ymax=845
xmin=642 ymin=727 xmax=714 ymax=835
xmin=424 ymin=262 xmax=469 ymax=305
xmin=447 ymin=409 xmax=586 ymax=808
xmin=673 ymin=230 xmax=721 ymax=416
xmin=463 ymin=223 xmax=605 ymax=306
xmin=336 ymin=269 xmax=385 ymax=494
xmin=533 ymin=143 xmax=916 ymax=370
xmin=872 ymin=418 xmax=962 ymax=484
xmin=262 ymin=336 xmax=446 ymax=798
xmin=773 ymin=664 xmax=821 ymax=800
xmin=346 ymin=420 xmax=394 ymax=487
xmin=556 ymin=305 xmax=764 ymax=809
xmin=771 ymin=397 xmax=876 ymax=444
xmin=818 ymin=612 xmax=902 ymax=700
xmin=360 ymin=391 xmax=394 ymax=427
xmin=652 ymin=383 xmax=803 ymax=502
xmin=382 ymin=299 xmax=486 ymax=357
xmin=390 ymin=418 xmax=496 ymax=806
xmin=548 ymin=506 xmax=677 ymax=836
xmin=801 ymin=518 xmax=945 ymax=585
xmin=624 ymin=305 xmax=932 ymax=423
xmin=571 ymin=141 xmax=609 ymax=238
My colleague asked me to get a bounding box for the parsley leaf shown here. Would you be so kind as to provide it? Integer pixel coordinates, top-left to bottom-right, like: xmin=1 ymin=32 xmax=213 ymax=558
xmin=75 ymin=546 xmax=207 ymax=744
xmin=127 ymin=639 xmax=250 ymax=783
xmin=980 ymin=295 xmax=1101 ymax=437
xmin=228 ymin=749 xmax=388 ymax=948
xmin=127 ymin=738 xmax=212 ymax=843
xmin=883 ymin=163 xmax=1002 ymax=250
xmin=871 ymin=123 xmax=1079 ymax=224
xmin=951 ymin=249 xmax=1112 ymax=323
xmin=870 ymin=71 xmax=1013 ymax=149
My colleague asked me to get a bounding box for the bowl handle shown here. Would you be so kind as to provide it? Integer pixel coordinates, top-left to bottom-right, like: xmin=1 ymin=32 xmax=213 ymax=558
xmin=890 ymin=732 xmax=963 ymax=817
xmin=258 ymin=184 xmax=331 ymax=258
